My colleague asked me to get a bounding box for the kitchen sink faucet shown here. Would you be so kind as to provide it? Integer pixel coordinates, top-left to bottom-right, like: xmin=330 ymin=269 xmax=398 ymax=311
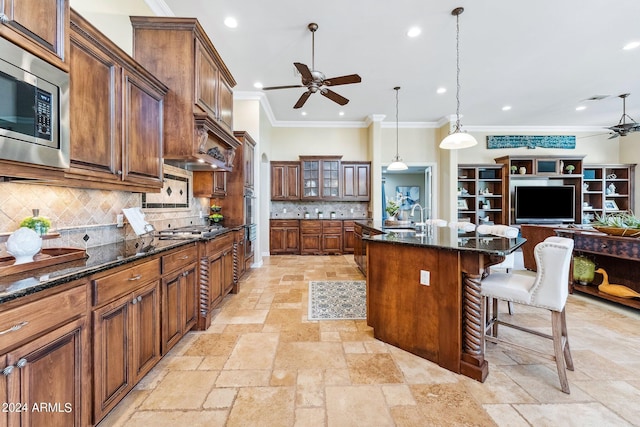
xmin=410 ymin=203 xmax=427 ymax=235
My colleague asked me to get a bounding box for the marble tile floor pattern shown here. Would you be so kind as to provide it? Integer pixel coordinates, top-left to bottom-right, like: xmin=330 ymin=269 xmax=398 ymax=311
xmin=98 ymin=254 xmax=640 ymax=427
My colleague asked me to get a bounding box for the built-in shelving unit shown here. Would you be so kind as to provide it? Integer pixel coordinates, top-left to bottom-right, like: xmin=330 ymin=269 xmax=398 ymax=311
xmin=494 ymin=155 xmax=585 ymax=224
xmin=457 ymin=164 xmax=507 ymax=225
xmin=582 ymin=164 xmax=636 ymax=223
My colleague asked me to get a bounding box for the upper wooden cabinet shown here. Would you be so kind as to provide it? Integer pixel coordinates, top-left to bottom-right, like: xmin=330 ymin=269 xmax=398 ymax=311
xmin=342 ymin=162 xmax=370 ymax=201
xmin=67 ymin=10 xmax=167 ymax=192
xmin=238 ymin=131 xmax=256 ymax=190
xmin=0 ymin=0 xmax=69 ymax=71
xmin=301 ymin=156 xmax=342 ymax=200
xmin=131 ymin=16 xmax=239 ymax=171
xmin=271 ymin=161 xmax=301 ymax=200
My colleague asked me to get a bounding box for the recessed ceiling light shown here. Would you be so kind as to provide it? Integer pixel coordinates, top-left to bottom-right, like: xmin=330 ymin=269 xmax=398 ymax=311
xmin=253 ymin=82 xmax=263 ymax=89
xmin=436 ymin=87 xmax=447 ymax=94
xmin=224 ymin=17 xmax=238 ymax=28
xmin=502 ymin=105 xmax=512 ymax=111
xmin=407 ymin=27 xmax=421 ymax=38
xmin=301 ymin=111 xmax=307 ymax=116
xmin=576 ymin=105 xmax=587 ymax=111
xmin=623 ymin=41 xmax=640 ymax=50
xmin=339 ymin=111 xmax=345 ymax=116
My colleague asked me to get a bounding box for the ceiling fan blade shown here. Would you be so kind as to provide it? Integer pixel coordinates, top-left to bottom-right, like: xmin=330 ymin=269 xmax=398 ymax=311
xmin=293 ymin=91 xmax=312 ymax=109
xmin=321 ymin=89 xmax=349 ymax=106
xmin=262 ymin=84 xmax=305 ymax=91
xmin=323 ymin=74 xmax=362 ymax=86
xmin=293 ymin=62 xmax=313 ymax=82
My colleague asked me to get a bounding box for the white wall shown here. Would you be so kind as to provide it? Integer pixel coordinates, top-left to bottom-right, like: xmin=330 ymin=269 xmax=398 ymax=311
xmin=270 ymin=127 xmax=368 ymax=161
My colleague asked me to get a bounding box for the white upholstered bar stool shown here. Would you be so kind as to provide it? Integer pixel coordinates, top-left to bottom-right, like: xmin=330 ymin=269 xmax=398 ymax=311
xmin=481 ymin=236 xmax=575 ymax=393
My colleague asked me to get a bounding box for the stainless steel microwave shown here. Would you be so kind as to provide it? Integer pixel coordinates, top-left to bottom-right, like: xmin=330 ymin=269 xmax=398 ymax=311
xmin=0 ymin=37 xmax=69 ymax=169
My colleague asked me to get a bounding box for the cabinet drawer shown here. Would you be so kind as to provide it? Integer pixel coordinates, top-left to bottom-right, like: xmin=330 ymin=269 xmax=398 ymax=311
xmin=323 ymin=220 xmax=342 ymax=233
xmin=271 ymin=219 xmax=299 ymax=228
xmin=300 ymin=220 xmax=322 ymax=233
xmin=162 ymin=244 xmax=198 ymax=273
xmin=93 ymin=258 xmax=160 ymax=306
xmin=205 ymin=233 xmax=234 ymax=255
xmin=0 ymin=285 xmax=87 ymax=353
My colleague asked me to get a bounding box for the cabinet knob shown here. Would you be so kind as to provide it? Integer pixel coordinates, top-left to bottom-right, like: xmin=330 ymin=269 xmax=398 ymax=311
xmin=0 ymin=14 xmax=9 ymax=24
xmin=132 ymin=298 xmax=137 ymax=305
xmin=15 ymin=359 xmax=27 ymax=369
xmin=180 ymin=255 xmax=190 ymax=260
xmin=2 ymin=365 xmax=13 ymax=376
xmin=128 ymin=274 xmax=142 ymax=281
xmin=117 ymin=170 xmax=123 ymax=176
xmin=137 ymin=296 xmax=142 ymax=302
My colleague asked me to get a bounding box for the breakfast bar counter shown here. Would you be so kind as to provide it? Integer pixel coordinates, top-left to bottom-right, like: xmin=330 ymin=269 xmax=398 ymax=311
xmin=359 ymin=221 xmax=525 ymax=382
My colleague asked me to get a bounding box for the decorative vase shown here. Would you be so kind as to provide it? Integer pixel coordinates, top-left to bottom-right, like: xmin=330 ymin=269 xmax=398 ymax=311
xmin=573 ymin=256 xmax=595 ymax=285
xmin=519 ymin=166 xmax=526 ymax=175
xmin=6 ymin=227 xmax=42 ymax=264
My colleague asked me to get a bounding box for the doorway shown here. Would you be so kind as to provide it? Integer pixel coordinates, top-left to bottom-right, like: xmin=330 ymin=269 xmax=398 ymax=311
xmin=382 ymin=164 xmax=437 ymax=221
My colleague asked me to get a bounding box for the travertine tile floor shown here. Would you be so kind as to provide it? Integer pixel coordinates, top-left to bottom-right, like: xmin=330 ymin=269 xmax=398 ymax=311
xmin=99 ymin=253 xmax=640 ymax=427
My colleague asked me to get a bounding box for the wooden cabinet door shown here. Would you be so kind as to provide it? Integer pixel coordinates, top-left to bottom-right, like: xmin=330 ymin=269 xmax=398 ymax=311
xmin=6 ymin=318 xmax=87 ymax=427
xmin=342 ymin=163 xmax=370 ymax=200
xmin=222 ymin=248 xmax=235 ymax=295
xmin=193 ymin=170 xmax=226 ymax=197
xmin=93 ymin=294 xmax=130 ymax=422
xmin=301 ymin=233 xmax=322 ymax=254
xmin=195 ymin=38 xmax=219 ymax=119
xmin=69 ymin=27 xmax=121 ymax=182
xmin=271 ymin=162 xmax=300 ymax=200
xmin=131 ymin=281 xmax=161 ymax=384
xmin=213 ymin=170 xmax=227 ymax=196
xmin=0 ymin=0 xmax=69 ymax=70
xmin=161 ymin=270 xmax=182 ymax=354
xmin=182 ymin=264 xmax=198 ymax=333
xmin=218 ymin=78 xmax=233 ymax=132
xmin=343 ymin=221 xmax=356 ymax=254
xmin=122 ymin=69 xmax=164 ymax=189
xmin=322 ymin=234 xmax=343 ymax=254
xmin=243 ymin=140 xmax=255 ymax=189
xmin=207 ymin=254 xmax=224 ymax=308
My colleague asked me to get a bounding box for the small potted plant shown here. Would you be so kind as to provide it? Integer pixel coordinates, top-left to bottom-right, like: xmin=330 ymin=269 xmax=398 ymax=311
xmin=565 ymin=164 xmax=575 ymax=174
xmin=210 ymin=204 xmax=222 ymax=213
xmin=385 ymin=200 xmax=400 ymax=219
xmin=209 ymin=212 xmax=224 ymax=223
xmin=510 ymin=165 xmax=517 ymax=174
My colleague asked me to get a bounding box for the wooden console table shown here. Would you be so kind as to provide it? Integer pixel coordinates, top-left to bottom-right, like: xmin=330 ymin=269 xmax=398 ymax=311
xmin=556 ymin=229 xmax=640 ymax=310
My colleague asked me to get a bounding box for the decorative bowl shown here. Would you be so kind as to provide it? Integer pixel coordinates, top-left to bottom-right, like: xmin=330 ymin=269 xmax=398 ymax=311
xmin=593 ymin=226 xmax=640 ymax=238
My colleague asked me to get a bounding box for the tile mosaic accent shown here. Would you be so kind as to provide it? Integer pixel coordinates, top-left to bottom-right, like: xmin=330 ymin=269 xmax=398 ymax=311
xmin=142 ymin=172 xmax=189 ymax=210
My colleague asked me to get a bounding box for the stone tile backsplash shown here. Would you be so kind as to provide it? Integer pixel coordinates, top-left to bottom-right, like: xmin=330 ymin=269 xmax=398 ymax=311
xmin=0 ymin=164 xmax=209 ymax=251
xmin=270 ymin=201 xmax=370 ymax=219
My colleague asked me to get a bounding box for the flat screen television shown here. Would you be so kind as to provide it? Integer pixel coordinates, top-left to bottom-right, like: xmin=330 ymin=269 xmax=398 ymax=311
xmin=514 ymin=185 xmax=575 ymax=224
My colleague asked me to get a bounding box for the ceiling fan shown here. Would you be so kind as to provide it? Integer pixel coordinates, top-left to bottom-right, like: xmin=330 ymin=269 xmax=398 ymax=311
xmin=262 ymin=23 xmax=362 ymax=109
xmin=606 ymin=93 xmax=640 ymax=139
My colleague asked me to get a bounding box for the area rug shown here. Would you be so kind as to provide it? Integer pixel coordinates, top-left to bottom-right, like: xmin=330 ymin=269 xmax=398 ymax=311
xmin=308 ymin=280 xmax=366 ymax=320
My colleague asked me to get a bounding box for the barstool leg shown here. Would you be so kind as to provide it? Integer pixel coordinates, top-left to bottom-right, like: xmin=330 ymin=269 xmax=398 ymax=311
xmin=552 ymin=310 xmax=570 ymax=394
xmin=561 ymin=308 xmax=574 ymax=371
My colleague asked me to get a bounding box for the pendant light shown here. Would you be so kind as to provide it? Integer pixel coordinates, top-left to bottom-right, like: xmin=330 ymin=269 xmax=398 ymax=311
xmin=440 ymin=7 xmax=478 ymax=149
xmin=388 ymin=86 xmax=408 ymax=171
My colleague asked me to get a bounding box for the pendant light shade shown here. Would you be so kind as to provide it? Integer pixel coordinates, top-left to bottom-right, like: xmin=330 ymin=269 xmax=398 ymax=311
xmin=388 ymin=86 xmax=408 ymax=171
xmin=440 ymin=7 xmax=477 ymax=150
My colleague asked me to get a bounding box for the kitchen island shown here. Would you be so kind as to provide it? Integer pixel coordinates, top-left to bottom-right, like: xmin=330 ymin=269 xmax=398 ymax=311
xmin=359 ymin=221 xmax=525 ymax=382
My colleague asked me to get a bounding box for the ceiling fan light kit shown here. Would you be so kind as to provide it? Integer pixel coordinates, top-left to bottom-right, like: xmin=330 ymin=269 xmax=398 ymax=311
xmin=388 ymin=86 xmax=408 ymax=171
xmin=440 ymin=7 xmax=478 ymax=150
xmin=606 ymin=93 xmax=640 ymax=138
xmin=262 ymin=22 xmax=361 ymax=109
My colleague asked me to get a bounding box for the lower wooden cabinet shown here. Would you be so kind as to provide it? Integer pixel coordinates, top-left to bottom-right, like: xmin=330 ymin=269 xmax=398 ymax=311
xmin=343 ymin=220 xmax=356 ymax=254
xmin=197 ymin=233 xmax=235 ymax=330
xmin=270 ymin=220 xmax=300 ymax=254
xmin=0 ymin=284 xmax=90 ymax=427
xmin=92 ymin=260 xmax=161 ymax=423
xmin=161 ymin=244 xmax=198 ymax=354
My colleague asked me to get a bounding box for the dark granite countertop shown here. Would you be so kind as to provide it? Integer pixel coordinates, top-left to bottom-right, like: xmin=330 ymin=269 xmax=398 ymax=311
xmin=356 ymin=220 xmax=526 ymax=255
xmin=0 ymin=228 xmax=236 ymax=304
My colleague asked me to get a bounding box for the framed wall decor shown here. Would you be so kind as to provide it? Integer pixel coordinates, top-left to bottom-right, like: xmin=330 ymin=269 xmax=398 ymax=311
xmin=604 ymin=200 xmax=619 ymax=211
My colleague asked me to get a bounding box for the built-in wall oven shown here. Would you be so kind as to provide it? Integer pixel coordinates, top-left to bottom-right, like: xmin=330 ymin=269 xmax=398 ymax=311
xmin=0 ymin=37 xmax=69 ymax=169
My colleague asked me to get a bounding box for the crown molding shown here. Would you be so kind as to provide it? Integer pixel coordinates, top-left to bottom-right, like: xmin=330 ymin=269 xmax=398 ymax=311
xmin=143 ymin=0 xmax=174 ymax=16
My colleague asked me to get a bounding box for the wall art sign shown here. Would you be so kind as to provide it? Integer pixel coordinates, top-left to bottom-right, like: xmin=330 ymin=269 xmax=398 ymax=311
xmin=486 ymin=135 xmax=576 ymax=149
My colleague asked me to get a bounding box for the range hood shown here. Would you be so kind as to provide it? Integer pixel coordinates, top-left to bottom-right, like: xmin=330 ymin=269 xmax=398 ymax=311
xmin=163 ymin=112 xmax=240 ymax=172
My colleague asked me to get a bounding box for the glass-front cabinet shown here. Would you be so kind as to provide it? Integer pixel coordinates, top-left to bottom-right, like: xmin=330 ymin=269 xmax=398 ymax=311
xmin=300 ymin=156 xmax=342 ymax=199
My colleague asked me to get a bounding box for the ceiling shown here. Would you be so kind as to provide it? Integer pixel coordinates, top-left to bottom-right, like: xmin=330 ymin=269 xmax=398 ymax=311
xmin=145 ymin=1 xmax=640 ymax=130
